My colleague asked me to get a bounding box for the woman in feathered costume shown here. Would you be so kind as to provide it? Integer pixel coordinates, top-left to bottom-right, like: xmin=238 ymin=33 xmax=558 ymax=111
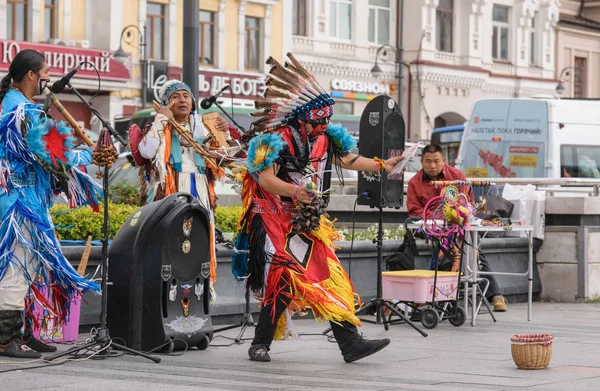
xmin=0 ymin=49 xmax=102 ymax=358
xmin=234 ymin=53 xmax=404 ymax=363
xmin=137 ymin=79 xmax=232 ymax=293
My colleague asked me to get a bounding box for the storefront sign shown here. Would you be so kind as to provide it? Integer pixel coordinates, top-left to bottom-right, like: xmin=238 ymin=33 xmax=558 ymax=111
xmin=331 ymin=78 xmax=396 ymax=95
xmin=146 ymin=60 xmax=169 ymax=103
xmin=168 ymin=67 xmax=266 ymax=101
xmin=0 ymin=39 xmax=131 ymax=82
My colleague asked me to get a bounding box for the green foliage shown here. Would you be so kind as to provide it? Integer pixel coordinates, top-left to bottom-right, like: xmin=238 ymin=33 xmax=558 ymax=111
xmin=109 ymin=183 xmax=142 ymax=206
xmin=51 ymin=203 xmax=139 ymax=240
xmin=337 ymin=225 xmax=406 ymax=241
xmin=214 ymin=205 xmax=243 ymax=233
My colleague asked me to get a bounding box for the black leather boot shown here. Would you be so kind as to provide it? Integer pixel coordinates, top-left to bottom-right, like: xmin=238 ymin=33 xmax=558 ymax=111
xmin=329 ymin=321 xmax=391 ymax=363
xmin=342 ymin=336 xmax=390 ymax=363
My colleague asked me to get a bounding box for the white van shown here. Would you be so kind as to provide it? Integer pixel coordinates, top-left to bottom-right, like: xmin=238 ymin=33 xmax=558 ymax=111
xmin=456 ymin=98 xmax=600 ymax=179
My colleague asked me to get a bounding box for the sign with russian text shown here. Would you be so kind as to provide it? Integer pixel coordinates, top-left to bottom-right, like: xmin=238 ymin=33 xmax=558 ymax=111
xmin=459 ymin=100 xmax=548 ymax=178
xmin=0 ymin=40 xmax=131 ymax=82
xmin=168 ymin=66 xmax=266 ymax=101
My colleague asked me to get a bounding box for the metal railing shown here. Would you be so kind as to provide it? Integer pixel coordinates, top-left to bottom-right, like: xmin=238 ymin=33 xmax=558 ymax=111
xmin=329 ymin=177 xmax=600 ymax=197
xmin=464 ymin=177 xmax=600 ymax=197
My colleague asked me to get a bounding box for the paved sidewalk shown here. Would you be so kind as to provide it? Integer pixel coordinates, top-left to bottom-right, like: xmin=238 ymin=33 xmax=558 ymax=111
xmin=2 ymin=303 xmax=600 ymax=390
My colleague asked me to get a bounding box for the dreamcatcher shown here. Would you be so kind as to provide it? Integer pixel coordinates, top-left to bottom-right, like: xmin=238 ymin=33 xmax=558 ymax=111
xmin=421 ymin=182 xmax=475 ymax=271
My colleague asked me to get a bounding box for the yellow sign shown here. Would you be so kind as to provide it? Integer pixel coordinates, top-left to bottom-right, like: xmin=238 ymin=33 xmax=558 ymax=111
xmin=466 ymin=168 xmax=488 ymax=178
xmin=509 ymin=155 xmax=537 ymax=168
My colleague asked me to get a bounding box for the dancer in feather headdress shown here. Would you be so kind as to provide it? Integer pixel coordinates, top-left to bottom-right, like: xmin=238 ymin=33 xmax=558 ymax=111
xmin=0 ymin=50 xmax=102 ymax=358
xmin=233 ymin=53 xmax=404 ymax=363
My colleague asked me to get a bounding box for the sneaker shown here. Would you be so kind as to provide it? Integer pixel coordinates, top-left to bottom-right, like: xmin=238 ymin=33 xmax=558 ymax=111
xmin=492 ymin=295 xmax=508 ymax=312
xmin=0 ymin=339 xmax=42 ymax=359
xmin=22 ymin=335 xmax=57 ymax=353
xmin=343 ymin=337 xmax=390 ymax=363
xmin=248 ymin=344 xmax=271 ymax=362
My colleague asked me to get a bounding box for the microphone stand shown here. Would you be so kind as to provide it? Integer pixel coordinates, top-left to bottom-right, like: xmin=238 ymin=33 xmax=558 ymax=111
xmin=45 ymin=83 xmax=160 ymax=363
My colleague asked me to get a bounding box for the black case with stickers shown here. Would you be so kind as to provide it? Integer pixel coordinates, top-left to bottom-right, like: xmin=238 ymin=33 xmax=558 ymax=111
xmin=107 ymin=192 xmax=213 ymax=351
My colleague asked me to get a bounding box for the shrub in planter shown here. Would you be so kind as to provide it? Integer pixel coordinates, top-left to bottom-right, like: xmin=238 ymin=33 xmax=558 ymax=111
xmin=51 ymin=203 xmax=139 ymax=240
xmin=214 ymin=205 xmax=243 ymax=233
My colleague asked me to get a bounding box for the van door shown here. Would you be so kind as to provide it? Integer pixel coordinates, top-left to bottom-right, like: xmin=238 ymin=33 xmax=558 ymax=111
xmin=458 ymin=100 xmax=548 ymax=178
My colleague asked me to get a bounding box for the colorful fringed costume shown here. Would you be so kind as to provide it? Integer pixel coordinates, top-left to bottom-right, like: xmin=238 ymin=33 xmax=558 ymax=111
xmin=233 ymin=53 xmax=369 ymax=347
xmin=0 ymin=89 xmax=102 ymax=333
xmin=235 ymin=122 xmax=360 ymax=338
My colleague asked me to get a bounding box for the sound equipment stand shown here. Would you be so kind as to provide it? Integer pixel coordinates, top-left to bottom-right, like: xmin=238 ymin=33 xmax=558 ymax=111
xmin=353 ymin=206 xmax=428 ymax=337
xmin=45 ymin=84 xmax=160 ymax=363
xmin=213 ymin=285 xmax=255 ymax=343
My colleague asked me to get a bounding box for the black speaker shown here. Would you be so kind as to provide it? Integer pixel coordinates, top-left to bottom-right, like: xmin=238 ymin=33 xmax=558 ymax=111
xmin=107 ymin=193 xmax=213 ymax=351
xmin=357 ymin=95 xmax=406 ymax=208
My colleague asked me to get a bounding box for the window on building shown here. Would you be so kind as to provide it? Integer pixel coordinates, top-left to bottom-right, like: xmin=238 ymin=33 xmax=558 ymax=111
xmin=44 ymin=0 xmax=56 ymax=41
xmin=530 ymin=12 xmax=537 ymax=65
xmin=146 ymin=2 xmax=166 ymax=60
xmin=492 ymin=5 xmax=510 ymax=61
xmin=335 ymin=101 xmax=354 ymax=115
xmin=436 ymin=0 xmax=453 ymax=52
xmin=245 ymin=17 xmax=261 ymax=70
xmin=574 ymin=57 xmax=587 ymax=98
xmin=368 ymin=0 xmax=390 ymax=45
xmin=199 ymin=10 xmax=214 ymax=65
xmin=329 ymin=0 xmax=352 ymax=40
xmin=7 ymin=0 xmax=27 ymax=41
xmin=292 ymin=0 xmax=307 ymax=36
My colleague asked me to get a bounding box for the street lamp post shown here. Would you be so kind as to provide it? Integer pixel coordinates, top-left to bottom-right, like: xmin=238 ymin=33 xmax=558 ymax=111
xmin=370 ymin=44 xmax=402 ymax=111
xmin=114 ymin=24 xmax=148 ymax=109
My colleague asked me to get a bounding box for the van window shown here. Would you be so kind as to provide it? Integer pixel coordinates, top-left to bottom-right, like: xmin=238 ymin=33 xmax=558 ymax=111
xmin=459 ymin=100 xmax=548 ymax=178
xmin=561 ymin=145 xmax=600 ymax=178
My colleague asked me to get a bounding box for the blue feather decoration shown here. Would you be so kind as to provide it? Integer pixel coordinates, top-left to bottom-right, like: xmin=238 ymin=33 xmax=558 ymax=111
xmin=247 ymin=132 xmax=287 ymax=173
xmin=26 ymin=115 xmax=74 ymax=167
xmin=326 ymin=122 xmax=356 ymax=155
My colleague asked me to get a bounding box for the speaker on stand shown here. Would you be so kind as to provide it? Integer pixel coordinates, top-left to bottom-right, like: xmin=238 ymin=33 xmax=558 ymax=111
xmin=353 ymin=95 xmax=427 ymax=336
xmin=107 ymin=193 xmax=214 ymax=351
xmin=357 ymin=95 xmax=405 ymax=208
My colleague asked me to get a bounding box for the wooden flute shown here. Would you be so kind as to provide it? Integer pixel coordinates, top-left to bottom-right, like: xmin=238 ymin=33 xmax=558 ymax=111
xmin=42 ymin=87 xmax=94 ymax=147
xmin=152 ymin=100 xmax=222 ymax=171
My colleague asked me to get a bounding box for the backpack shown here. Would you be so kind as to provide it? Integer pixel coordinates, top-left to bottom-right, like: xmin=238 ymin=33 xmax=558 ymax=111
xmin=385 ymin=220 xmax=419 ymax=271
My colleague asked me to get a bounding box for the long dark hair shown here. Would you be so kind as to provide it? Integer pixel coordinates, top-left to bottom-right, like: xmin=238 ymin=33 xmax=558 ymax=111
xmin=0 ymin=49 xmax=46 ymax=102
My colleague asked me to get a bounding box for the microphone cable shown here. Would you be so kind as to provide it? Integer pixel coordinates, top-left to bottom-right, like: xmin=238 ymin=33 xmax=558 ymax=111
xmin=78 ymin=61 xmax=101 ymax=103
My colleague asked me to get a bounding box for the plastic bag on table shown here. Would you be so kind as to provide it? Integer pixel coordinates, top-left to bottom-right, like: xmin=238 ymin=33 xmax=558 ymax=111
xmin=501 ymin=184 xmax=545 ymax=240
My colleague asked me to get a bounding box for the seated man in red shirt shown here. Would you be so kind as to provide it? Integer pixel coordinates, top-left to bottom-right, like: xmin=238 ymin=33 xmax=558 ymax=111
xmin=407 ymin=144 xmax=508 ymax=312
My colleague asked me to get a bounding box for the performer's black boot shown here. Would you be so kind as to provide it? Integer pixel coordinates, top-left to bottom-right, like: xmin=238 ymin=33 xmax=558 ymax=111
xmin=0 ymin=310 xmax=41 ymax=358
xmin=330 ymin=321 xmax=390 ymax=363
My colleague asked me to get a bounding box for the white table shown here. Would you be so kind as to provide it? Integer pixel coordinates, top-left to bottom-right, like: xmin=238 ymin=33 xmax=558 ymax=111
xmin=407 ymin=222 xmax=534 ymax=326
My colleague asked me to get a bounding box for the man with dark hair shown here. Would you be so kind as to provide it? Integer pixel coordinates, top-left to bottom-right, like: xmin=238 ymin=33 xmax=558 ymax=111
xmin=407 ymin=144 xmax=508 ymax=312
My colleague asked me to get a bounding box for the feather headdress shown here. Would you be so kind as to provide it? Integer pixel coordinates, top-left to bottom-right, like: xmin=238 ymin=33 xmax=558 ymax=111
xmin=250 ymin=53 xmax=335 ymax=133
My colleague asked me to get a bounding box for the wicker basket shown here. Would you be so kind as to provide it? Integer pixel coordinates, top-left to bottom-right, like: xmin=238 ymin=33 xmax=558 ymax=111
xmin=510 ymin=334 xmax=554 ymax=369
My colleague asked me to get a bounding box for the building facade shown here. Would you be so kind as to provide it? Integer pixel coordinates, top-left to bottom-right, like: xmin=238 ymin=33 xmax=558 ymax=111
xmin=290 ymin=0 xmax=401 ymax=135
xmin=0 ymin=0 xmax=286 ymax=135
xmin=403 ymin=0 xmax=560 ymax=142
xmin=555 ymin=0 xmax=600 ymax=99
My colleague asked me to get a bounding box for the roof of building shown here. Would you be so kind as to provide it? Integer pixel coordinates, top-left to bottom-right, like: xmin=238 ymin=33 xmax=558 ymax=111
xmin=558 ymin=14 xmax=600 ymax=32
